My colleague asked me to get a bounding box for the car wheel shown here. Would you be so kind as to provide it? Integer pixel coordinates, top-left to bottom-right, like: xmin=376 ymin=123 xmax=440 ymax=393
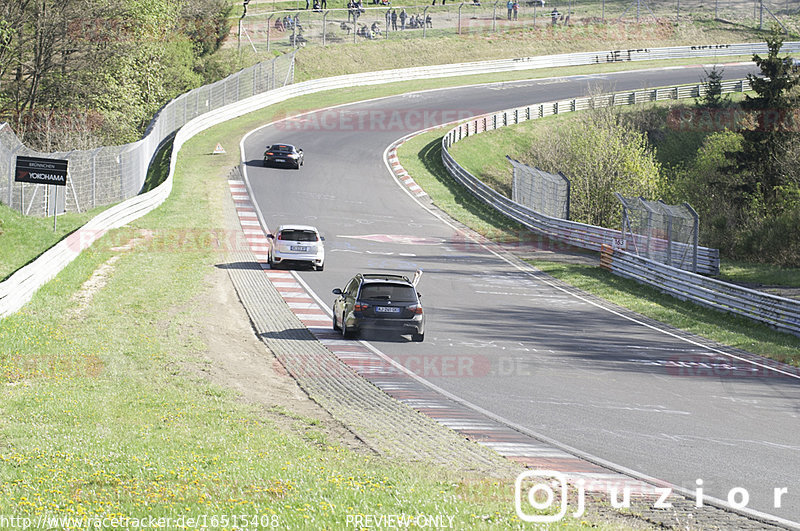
xmin=332 ymin=309 xmax=341 ymax=331
xmin=315 ymin=263 xmax=324 ymax=271
xmin=412 ymin=332 xmax=424 ymax=342
xmin=342 ymin=317 xmax=356 ymax=339
xmin=294 ymin=161 xmax=301 ymax=169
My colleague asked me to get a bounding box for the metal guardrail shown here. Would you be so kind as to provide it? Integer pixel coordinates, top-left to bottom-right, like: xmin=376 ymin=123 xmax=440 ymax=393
xmin=440 ymin=78 xmax=800 ymax=336
xmin=2 ymin=41 xmax=798 ymax=320
xmin=439 ymin=80 xmax=768 ymax=275
xmin=601 ymin=245 xmax=800 ymax=337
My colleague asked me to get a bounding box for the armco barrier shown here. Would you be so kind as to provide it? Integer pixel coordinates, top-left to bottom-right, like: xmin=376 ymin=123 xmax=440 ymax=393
xmin=1 ymin=41 xmax=797 ymax=319
xmin=601 ymin=245 xmax=800 ymax=337
xmin=438 ymin=79 xmax=773 ymax=276
xmin=440 ymin=79 xmax=800 ymax=336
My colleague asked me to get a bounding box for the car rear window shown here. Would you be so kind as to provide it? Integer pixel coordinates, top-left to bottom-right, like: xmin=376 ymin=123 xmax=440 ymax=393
xmin=278 ymin=230 xmax=318 ymax=242
xmin=360 ymin=283 xmax=417 ymax=302
xmin=270 ymin=145 xmax=292 ymax=152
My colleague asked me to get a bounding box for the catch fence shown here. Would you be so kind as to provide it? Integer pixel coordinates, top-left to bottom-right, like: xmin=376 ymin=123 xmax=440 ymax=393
xmin=616 ymin=194 xmax=700 ymax=273
xmin=0 ymin=53 xmax=295 ymax=217
xmin=235 ymin=0 xmax=800 ymax=54
xmin=509 ymin=156 xmax=570 ymax=220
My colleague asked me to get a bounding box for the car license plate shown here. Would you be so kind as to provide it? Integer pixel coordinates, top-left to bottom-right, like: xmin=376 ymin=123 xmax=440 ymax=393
xmin=290 ymin=246 xmax=308 ymax=251
xmin=375 ymin=306 xmax=401 ymax=313
xmin=275 ymin=158 xmax=285 ymax=162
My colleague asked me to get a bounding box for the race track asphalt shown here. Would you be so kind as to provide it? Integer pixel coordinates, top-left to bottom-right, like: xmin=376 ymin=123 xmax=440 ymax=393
xmin=242 ymin=64 xmax=800 ymax=525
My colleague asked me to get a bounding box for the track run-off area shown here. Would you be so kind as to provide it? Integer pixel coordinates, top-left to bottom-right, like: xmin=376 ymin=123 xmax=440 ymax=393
xmin=237 ymin=64 xmax=800 ymax=526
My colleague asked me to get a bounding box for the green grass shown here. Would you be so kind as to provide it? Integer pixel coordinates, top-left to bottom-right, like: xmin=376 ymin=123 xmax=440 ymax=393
xmin=0 ymin=205 xmax=105 ymax=282
xmin=720 ymin=260 xmax=800 ymax=287
xmin=534 ymin=261 xmax=800 ymax=366
xmin=0 ymin=85 xmax=612 ymax=530
xmin=290 ymin=21 xmax=768 ymax=81
xmin=398 ymin=128 xmax=800 ymax=366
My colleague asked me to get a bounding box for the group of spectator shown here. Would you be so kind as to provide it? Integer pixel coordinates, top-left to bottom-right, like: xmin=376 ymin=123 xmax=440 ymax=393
xmin=387 ymin=9 xmax=432 ymax=30
xmin=506 ymin=0 xmax=519 ymax=19
xmin=347 ymin=0 xmax=366 ymax=21
xmin=274 ymin=14 xmax=302 ymax=32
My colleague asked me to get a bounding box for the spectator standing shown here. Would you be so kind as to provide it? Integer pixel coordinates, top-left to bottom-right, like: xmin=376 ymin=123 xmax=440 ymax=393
xmin=425 ymin=13 xmax=432 ymax=27
xmin=399 ymin=8 xmax=407 ymax=29
xmin=305 ymin=0 xmax=309 ymax=9
xmin=512 ymin=0 xmax=518 ymax=19
xmin=507 ymin=0 xmax=513 ymax=19
xmin=321 ymin=0 xmax=327 ymax=7
xmin=391 ymin=9 xmax=398 ymax=29
xmin=550 ymin=7 xmax=559 ymax=24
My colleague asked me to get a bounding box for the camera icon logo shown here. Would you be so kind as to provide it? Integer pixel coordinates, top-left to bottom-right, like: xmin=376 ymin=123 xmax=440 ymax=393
xmin=515 ymin=470 xmax=582 ymax=523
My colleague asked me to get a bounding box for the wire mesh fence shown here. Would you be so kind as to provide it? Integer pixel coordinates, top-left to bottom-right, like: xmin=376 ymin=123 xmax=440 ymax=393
xmin=616 ymin=194 xmax=700 ymax=272
xmin=508 ymin=156 xmax=570 ymax=219
xmin=0 ymin=53 xmax=296 ymax=217
xmin=236 ymin=0 xmax=800 ymax=54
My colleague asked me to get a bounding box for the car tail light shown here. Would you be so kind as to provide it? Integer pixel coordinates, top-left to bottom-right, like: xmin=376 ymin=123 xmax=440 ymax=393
xmin=409 ymin=304 xmax=423 ymax=315
xmin=266 ymin=152 xmax=274 ymax=155
xmin=354 ymin=303 xmax=369 ymax=312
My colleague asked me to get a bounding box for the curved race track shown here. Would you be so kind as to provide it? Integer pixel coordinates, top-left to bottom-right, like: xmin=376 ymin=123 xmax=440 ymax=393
xmin=241 ymin=65 xmax=800 ymax=525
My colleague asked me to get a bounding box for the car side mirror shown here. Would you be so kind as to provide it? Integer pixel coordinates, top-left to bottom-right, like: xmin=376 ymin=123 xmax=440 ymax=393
xmin=417 ymin=292 xmax=422 ymax=298
xmin=332 ymin=288 xmax=343 ymax=295
xmin=320 ymin=236 xmax=325 ymax=241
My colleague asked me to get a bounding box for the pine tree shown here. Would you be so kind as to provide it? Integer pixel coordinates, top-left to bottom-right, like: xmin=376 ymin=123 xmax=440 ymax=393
xmin=732 ymin=25 xmax=800 ymax=203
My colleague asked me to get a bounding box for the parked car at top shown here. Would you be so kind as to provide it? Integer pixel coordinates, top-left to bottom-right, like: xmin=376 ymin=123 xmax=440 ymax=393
xmin=267 ymin=225 xmax=324 ymax=270
xmin=264 ymin=144 xmax=304 ymax=169
xmin=332 ymin=272 xmax=425 ymax=341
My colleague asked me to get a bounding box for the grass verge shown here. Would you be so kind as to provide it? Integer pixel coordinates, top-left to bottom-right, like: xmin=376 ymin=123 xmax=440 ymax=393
xmin=398 ymin=127 xmax=800 ymax=366
xmin=0 ymin=205 xmax=105 ymax=283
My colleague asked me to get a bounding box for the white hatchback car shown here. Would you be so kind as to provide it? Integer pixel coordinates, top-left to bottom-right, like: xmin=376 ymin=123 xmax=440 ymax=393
xmin=267 ymin=225 xmax=325 ymax=271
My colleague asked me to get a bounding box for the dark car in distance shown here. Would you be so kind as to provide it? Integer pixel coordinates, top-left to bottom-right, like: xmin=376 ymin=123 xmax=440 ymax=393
xmin=332 ymin=273 xmax=425 ymax=341
xmin=263 ymin=144 xmax=304 ymax=169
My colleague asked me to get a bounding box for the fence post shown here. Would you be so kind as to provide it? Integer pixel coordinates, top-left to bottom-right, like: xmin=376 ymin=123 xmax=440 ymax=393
xmin=493 ymin=0 xmax=499 ymax=31
xmin=561 ymin=172 xmax=571 ymax=220
xmin=458 ymin=3 xmax=464 ymax=33
xmin=639 ymin=197 xmax=655 ymax=260
xmin=662 ymin=202 xmax=673 ymax=267
xmin=267 ymin=14 xmax=275 ymax=52
xmin=323 ymin=11 xmax=329 ymax=45
xmin=685 ymin=202 xmax=699 ymax=273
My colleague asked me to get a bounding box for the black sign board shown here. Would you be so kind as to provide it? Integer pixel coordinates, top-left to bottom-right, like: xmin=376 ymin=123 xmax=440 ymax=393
xmin=15 ymin=156 xmax=68 ymax=186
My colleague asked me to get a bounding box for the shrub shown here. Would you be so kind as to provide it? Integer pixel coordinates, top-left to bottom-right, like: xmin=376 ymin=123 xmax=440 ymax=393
xmin=525 ymin=105 xmax=662 ymax=228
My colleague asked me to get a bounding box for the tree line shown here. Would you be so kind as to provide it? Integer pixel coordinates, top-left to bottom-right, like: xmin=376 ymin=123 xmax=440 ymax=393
xmin=0 ymin=0 xmax=234 ymax=152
